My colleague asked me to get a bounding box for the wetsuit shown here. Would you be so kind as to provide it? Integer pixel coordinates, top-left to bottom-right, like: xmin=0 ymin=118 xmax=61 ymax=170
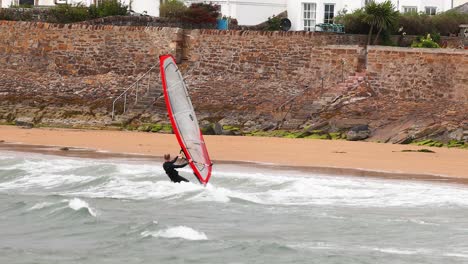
xmin=163 ymin=156 xmax=189 ymax=183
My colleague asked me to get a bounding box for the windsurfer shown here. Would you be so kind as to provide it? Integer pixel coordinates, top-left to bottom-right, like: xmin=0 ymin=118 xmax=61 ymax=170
xmin=163 ymin=154 xmax=190 ymax=183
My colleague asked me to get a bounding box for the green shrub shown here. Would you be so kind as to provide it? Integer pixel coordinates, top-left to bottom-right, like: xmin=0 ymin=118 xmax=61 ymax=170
xmin=411 ymin=34 xmax=440 ymax=48
xmin=48 ymin=4 xmax=91 ymax=24
xmin=432 ymin=11 xmax=468 ymax=36
xmin=0 ymin=8 xmax=33 ymax=21
xmin=334 ymin=8 xmax=373 ymax=34
xmin=265 ymin=14 xmax=281 ymax=31
xmin=398 ymin=12 xmax=433 ymax=35
xmin=182 ymin=3 xmax=219 ymax=25
xmin=338 ymin=9 xmax=468 ymax=36
xmin=47 ymin=0 xmax=127 ymax=23
xmin=9 ymin=4 xmax=33 ymax=8
xmin=159 ymin=0 xmax=187 ymax=18
xmin=399 ymin=11 xmax=468 ymax=36
xmin=89 ymin=0 xmax=128 ymax=19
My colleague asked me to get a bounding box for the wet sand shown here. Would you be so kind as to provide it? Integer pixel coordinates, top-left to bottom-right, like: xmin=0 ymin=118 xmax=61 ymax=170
xmin=1 ymin=125 xmax=467 ymax=180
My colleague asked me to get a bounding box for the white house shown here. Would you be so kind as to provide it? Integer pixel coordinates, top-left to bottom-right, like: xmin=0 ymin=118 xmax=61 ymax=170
xmin=287 ymin=0 xmax=454 ymax=31
xmin=453 ymin=0 xmax=467 ymax=8
xmin=185 ymin=0 xmax=286 ymax=25
xmin=186 ymin=0 xmax=456 ymax=29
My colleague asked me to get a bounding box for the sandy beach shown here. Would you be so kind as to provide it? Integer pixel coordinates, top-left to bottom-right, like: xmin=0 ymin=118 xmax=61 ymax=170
xmin=0 ymin=125 xmax=467 ymax=179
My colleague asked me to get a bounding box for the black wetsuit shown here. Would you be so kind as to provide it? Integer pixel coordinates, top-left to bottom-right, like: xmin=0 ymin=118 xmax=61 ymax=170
xmin=163 ymin=156 xmax=189 ymax=183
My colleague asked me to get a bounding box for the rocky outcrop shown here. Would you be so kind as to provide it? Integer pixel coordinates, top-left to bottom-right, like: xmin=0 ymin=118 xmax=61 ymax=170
xmin=347 ymin=125 xmax=370 ymax=141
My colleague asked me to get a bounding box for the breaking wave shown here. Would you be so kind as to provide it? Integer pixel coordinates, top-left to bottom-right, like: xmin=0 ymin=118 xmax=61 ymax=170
xmin=141 ymin=226 xmax=208 ymax=240
xmin=1 ymin=151 xmax=468 ymax=208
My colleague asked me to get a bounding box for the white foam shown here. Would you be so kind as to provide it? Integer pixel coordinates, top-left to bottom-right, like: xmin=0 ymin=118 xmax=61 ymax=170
xmin=141 ymin=226 xmax=207 ymax=240
xmin=188 ymin=184 xmax=262 ymax=204
xmin=367 ymin=247 xmax=424 ymax=255
xmin=68 ymin=198 xmax=97 ymax=217
xmin=444 ymin=253 xmax=468 ymax=259
xmin=387 ymin=218 xmax=440 ymax=226
xmin=288 ymin=242 xmax=336 ymax=250
xmin=28 ymin=202 xmax=54 ymax=211
xmin=3 ymin=151 xmax=468 ymax=208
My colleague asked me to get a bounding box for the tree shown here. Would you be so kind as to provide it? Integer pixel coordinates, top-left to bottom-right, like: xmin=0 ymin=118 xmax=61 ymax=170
xmin=363 ymin=0 xmax=399 ymax=45
xmin=159 ymin=0 xmax=187 ymax=18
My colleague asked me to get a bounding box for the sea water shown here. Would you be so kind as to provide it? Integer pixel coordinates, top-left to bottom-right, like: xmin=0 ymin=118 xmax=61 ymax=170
xmin=1 ymin=150 xmax=468 ymax=264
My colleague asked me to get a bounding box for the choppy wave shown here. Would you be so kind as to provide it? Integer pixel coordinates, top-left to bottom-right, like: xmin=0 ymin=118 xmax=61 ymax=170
xmin=141 ymin=226 xmax=208 ymax=240
xmin=2 ymin=151 xmax=468 ymax=264
xmin=68 ymin=198 xmax=97 ymax=217
xmin=28 ymin=202 xmax=54 ymax=211
xmin=1 ymin=151 xmax=468 ymax=208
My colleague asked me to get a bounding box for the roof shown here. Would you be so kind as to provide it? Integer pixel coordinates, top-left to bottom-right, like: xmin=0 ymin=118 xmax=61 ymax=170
xmin=452 ymin=2 xmax=468 ymax=13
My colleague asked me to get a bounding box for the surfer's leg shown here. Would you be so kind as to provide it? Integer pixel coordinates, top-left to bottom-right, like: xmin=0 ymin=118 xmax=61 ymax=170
xmin=171 ymin=172 xmax=189 ymax=183
xmin=177 ymin=175 xmax=189 ymax=182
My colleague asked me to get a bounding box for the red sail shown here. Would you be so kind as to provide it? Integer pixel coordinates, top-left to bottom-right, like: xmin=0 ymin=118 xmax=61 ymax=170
xmin=160 ymin=55 xmax=213 ymax=185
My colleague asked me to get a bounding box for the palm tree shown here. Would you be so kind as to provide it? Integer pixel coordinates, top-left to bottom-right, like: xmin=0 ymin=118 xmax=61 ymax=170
xmin=363 ymin=0 xmax=399 ymax=45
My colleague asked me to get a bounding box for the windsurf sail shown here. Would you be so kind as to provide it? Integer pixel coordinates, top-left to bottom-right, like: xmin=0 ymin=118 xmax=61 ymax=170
xmin=160 ymin=55 xmax=213 ymax=185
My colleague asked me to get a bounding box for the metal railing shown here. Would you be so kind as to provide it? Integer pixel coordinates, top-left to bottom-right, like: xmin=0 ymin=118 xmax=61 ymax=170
xmin=111 ymin=63 xmax=160 ymax=120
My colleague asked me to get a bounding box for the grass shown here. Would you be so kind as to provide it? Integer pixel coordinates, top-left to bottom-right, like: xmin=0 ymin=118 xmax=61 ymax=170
xmin=411 ymin=139 xmax=467 ymax=149
xmin=304 ymin=133 xmax=331 ymax=140
xmin=0 ymin=121 xmax=15 ymax=126
xmin=128 ymin=123 xmax=173 ymax=133
xmin=222 ymin=125 xmax=240 ymax=131
xmin=412 ymin=139 xmax=444 ymax=147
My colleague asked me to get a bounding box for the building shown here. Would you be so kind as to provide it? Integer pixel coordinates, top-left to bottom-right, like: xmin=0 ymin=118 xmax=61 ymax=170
xmin=287 ymin=0 xmax=454 ymax=31
xmin=184 ymin=0 xmax=286 ymax=25
xmin=187 ymin=0 xmax=456 ymax=29
xmin=453 ymin=0 xmax=467 ymax=8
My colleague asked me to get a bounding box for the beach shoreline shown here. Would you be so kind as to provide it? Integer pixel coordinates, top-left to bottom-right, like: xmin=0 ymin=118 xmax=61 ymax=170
xmin=1 ymin=125 xmax=467 ymax=182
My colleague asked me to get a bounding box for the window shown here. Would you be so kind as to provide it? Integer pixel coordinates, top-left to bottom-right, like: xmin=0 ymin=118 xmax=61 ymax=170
xmin=403 ymin=6 xmax=417 ymax=13
xmin=19 ymin=0 xmax=33 ymax=5
xmin=303 ymin=3 xmax=317 ymax=31
xmin=425 ymin=6 xmax=436 ymax=15
xmin=324 ymin=4 xmax=335 ymax=24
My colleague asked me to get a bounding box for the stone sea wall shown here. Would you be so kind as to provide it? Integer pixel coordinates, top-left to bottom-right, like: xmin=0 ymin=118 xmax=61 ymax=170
xmin=184 ymin=30 xmax=365 ymax=113
xmin=367 ymin=46 xmax=468 ymax=103
xmin=0 ymin=21 xmax=467 ymax=143
xmin=0 ymin=21 xmax=179 ymax=111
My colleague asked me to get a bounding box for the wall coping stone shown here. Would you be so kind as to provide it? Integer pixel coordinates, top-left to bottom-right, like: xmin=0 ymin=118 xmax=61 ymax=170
xmin=190 ymin=29 xmax=365 ymax=38
xmin=368 ymin=45 xmax=468 ymax=55
xmin=0 ymin=20 xmax=180 ymax=33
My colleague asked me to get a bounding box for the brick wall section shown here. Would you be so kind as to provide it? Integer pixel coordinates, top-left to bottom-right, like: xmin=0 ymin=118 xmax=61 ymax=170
xmin=0 ymin=21 xmax=181 ymax=107
xmin=0 ymin=21 xmax=180 ymax=76
xmin=184 ymin=30 xmax=364 ymax=113
xmin=367 ymin=46 xmax=468 ymax=103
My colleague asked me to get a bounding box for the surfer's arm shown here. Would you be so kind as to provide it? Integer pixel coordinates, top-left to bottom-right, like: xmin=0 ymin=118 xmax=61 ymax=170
xmin=170 ymin=156 xmax=179 ymax=163
xmin=173 ymin=162 xmax=188 ymax=168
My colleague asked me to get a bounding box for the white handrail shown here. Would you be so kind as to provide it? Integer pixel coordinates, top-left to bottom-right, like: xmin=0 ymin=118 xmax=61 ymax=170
xmin=111 ymin=63 xmax=160 ymax=120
